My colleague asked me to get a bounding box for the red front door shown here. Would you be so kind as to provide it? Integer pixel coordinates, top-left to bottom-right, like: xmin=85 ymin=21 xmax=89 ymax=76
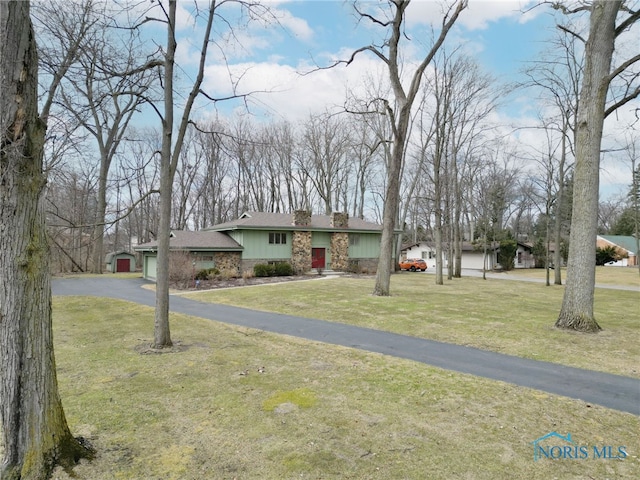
xmin=311 ymin=248 xmax=325 ymax=269
xmin=116 ymin=258 xmax=130 ymax=272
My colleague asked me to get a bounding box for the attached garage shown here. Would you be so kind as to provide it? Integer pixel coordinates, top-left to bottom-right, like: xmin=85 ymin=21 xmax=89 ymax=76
xmin=105 ymin=251 xmax=137 ymax=273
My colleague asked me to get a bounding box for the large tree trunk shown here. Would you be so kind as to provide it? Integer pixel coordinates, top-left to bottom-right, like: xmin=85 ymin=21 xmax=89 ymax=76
xmin=556 ymin=0 xmax=620 ymax=332
xmin=1 ymin=2 xmax=93 ymax=477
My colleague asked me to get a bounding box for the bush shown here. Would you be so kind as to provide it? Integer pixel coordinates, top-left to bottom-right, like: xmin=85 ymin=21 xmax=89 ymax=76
xmin=254 ymin=263 xmax=274 ymax=277
xmin=273 ymin=262 xmax=293 ymax=276
xmin=195 ymin=269 xmax=210 ymax=281
xmin=254 ymin=262 xmax=293 ymax=277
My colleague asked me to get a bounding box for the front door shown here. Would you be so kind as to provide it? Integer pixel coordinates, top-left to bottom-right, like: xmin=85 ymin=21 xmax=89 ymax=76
xmin=311 ymin=248 xmax=325 ymax=269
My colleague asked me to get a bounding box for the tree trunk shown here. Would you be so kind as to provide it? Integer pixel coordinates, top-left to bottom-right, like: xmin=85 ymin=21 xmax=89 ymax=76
xmin=556 ymin=0 xmax=620 ymax=332
xmin=1 ymin=2 xmax=93 ymax=477
xmin=553 ymin=121 xmax=568 ymax=286
xmin=153 ymin=0 xmax=178 ymax=349
xmin=372 ymin=111 xmax=405 ymax=295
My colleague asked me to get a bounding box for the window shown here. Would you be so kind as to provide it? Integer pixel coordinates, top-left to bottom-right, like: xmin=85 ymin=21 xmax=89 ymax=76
xmin=269 ymin=232 xmax=287 ymax=245
xmin=349 ymin=234 xmax=360 ymax=246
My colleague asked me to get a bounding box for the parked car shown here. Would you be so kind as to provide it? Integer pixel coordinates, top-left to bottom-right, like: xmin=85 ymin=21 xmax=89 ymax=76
xmin=399 ymin=258 xmax=427 ymax=271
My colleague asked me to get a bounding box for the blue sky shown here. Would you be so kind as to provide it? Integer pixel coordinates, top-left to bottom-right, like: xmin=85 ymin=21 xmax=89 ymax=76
xmin=157 ymin=0 xmax=634 ymax=198
xmin=184 ymin=0 xmax=558 ymax=121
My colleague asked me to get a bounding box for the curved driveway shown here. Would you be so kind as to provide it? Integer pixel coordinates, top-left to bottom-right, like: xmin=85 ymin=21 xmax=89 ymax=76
xmin=53 ymin=277 xmax=639 ymax=416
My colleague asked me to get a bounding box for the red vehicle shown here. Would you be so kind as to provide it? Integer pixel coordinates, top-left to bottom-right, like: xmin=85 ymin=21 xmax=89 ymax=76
xmin=399 ymin=258 xmax=427 ymax=271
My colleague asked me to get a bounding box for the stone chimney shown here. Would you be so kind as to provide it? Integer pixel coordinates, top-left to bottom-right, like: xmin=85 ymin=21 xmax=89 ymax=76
xmin=330 ymin=212 xmax=349 ymax=228
xmin=293 ymin=210 xmax=311 ymax=227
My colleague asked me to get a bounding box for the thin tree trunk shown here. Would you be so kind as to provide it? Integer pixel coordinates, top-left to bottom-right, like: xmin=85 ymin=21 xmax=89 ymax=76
xmin=153 ymin=0 xmax=178 ymax=349
xmin=553 ymin=122 xmax=568 ymax=285
xmin=556 ymin=0 xmax=620 ymax=332
xmin=1 ymin=2 xmax=93 ymax=477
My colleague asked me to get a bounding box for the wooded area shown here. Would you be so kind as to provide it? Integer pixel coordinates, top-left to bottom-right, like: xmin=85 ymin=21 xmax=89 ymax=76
xmin=1 ymin=0 xmax=638 ymax=475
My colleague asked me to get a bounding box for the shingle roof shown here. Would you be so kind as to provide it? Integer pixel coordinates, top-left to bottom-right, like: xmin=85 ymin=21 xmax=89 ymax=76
xmin=599 ymin=235 xmax=638 ymax=254
xmin=134 ymin=230 xmax=242 ymax=251
xmin=205 ymin=211 xmax=384 ymax=232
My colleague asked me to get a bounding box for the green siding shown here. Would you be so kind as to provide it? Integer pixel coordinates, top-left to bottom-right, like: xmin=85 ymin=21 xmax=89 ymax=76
xmin=311 ymin=232 xmax=331 ymax=248
xmin=239 ymin=230 xmax=292 ymax=259
xmin=349 ymin=233 xmax=381 ymax=258
xmin=228 ymin=231 xmax=243 ymax=245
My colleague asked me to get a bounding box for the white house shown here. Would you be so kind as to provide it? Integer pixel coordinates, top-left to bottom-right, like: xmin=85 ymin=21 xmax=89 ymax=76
xmin=401 ymin=241 xmax=535 ymax=270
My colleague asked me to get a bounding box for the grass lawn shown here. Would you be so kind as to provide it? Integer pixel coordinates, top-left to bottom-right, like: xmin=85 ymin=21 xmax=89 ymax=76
xmin=188 ymin=272 xmax=640 ymax=378
xmin=500 ymin=266 xmax=640 ymax=286
xmin=47 ymin=297 xmax=638 ymax=479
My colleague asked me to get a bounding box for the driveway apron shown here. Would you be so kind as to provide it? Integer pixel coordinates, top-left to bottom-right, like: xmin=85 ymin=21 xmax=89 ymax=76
xmin=53 ymin=277 xmax=640 ymax=416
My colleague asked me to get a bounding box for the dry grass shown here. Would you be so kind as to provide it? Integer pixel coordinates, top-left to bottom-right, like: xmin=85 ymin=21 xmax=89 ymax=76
xmin=501 ymin=266 xmax=640 ymax=286
xmin=190 ymin=272 xmax=640 ymax=377
xmin=47 ymin=297 xmax=639 ymax=479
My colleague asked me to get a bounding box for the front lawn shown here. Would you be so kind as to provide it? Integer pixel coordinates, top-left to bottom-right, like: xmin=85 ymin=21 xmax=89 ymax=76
xmin=44 ymin=296 xmax=639 ymax=479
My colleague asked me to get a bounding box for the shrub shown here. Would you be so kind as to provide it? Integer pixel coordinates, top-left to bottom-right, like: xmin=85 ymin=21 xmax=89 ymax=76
xmin=195 ymin=269 xmax=210 ymax=281
xmin=254 ymin=263 xmax=274 ymax=277
xmin=168 ymin=251 xmax=198 ymax=288
xmin=242 ymin=270 xmax=254 ymax=280
xmin=273 ymin=262 xmax=293 ymax=276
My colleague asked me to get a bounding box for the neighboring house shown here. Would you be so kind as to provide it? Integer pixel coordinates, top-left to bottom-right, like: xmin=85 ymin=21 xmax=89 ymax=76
xmin=514 ymin=242 xmax=535 ymax=269
xmin=401 ymin=240 xmax=535 ymax=270
xmin=105 ymin=251 xmax=137 ymax=273
xmin=135 ymin=211 xmax=391 ymax=281
xmin=400 ymin=241 xmax=500 ymax=270
xmin=597 ymin=235 xmax=638 ymax=266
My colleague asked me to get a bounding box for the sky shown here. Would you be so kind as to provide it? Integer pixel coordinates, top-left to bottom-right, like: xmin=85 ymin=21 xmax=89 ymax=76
xmin=151 ymin=0 xmax=637 ymax=200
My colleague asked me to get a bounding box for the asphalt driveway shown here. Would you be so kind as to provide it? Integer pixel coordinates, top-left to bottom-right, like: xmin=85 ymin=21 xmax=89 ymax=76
xmin=52 ymin=276 xmax=640 ymax=416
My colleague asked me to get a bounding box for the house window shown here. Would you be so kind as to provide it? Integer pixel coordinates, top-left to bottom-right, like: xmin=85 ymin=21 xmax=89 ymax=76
xmin=421 ymin=252 xmax=428 ymax=260
xmin=349 ymin=234 xmax=360 ymax=246
xmin=269 ymin=232 xmax=287 ymax=245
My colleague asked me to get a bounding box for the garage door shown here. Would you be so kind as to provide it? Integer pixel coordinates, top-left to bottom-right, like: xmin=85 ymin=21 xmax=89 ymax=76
xmin=145 ymin=255 xmax=157 ymax=280
xmin=116 ymin=258 xmax=130 ymax=272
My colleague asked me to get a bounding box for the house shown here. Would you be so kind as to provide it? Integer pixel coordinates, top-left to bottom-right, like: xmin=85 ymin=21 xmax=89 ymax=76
xmin=104 ymin=251 xmax=137 ymax=273
xmin=597 ymin=235 xmax=638 ymax=266
xmin=135 ymin=211 xmax=391 ymax=280
xmin=401 ymin=241 xmax=499 ymax=270
xmin=401 ymin=240 xmax=535 ymax=270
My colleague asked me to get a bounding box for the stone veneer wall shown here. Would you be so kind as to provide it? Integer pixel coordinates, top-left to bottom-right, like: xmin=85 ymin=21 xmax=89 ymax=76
xmin=291 ymin=231 xmax=312 ymax=274
xmin=330 ymin=212 xmax=349 ymax=228
xmin=213 ymin=252 xmax=241 ymax=275
xmin=330 ymin=232 xmax=349 ymax=271
xmin=293 ymin=210 xmax=311 ymax=226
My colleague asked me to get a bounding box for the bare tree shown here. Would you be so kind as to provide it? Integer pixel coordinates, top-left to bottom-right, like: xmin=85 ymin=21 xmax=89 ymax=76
xmin=556 ymin=0 xmax=640 ymax=332
xmin=148 ymin=0 xmax=275 ymax=348
xmin=522 ymin=23 xmax=583 ymax=285
xmin=343 ymin=0 xmax=467 ymax=296
xmin=299 ymin=112 xmax=352 ymax=215
xmin=0 ymin=1 xmax=94 ymax=477
xmin=55 ymin=9 xmax=153 ymax=273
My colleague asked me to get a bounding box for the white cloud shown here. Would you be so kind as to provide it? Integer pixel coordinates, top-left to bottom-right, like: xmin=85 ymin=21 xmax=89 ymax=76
xmin=406 ymin=0 xmax=543 ymax=30
xmin=199 ymin=52 xmax=388 ymax=122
